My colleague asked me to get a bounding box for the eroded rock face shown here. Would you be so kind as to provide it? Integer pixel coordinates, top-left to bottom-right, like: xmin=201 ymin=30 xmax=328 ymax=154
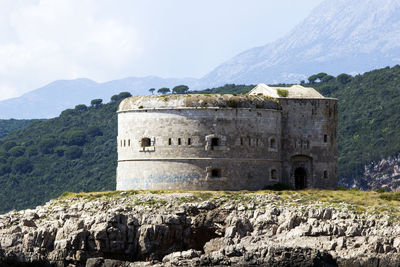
xmin=0 ymin=192 xmax=400 ymax=266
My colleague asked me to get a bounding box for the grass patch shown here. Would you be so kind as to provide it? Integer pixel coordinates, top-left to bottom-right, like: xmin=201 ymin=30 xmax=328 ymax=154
xmin=276 ymin=89 xmax=288 ymax=97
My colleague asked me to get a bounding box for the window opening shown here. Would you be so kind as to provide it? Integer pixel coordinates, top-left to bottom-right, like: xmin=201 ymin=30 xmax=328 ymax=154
xmin=178 ymin=138 xmax=181 ymax=145
xmin=240 ymin=137 xmax=243 ymax=146
xmin=124 ymin=140 xmax=126 ymax=147
xmin=141 ymin=137 xmax=151 ymax=147
xmin=256 ymin=138 xmax=259 ymax=146
xmin=168 ymin=138 xmax=172 ymax=145
xmin=188 ymin=138 xmax=191 ymax=145
xmin=248 ymin=137 xmax=251 ymax=146
xmin=211 ymin=168 xmax=221 ymax=178
xmin=271 ymin=169 xmax=277 ymax=180
xmin=270 ymin=138 xmax=276 ymax=149
xmin=211 ymin=137 xmax=220 ymax=150
xmin=120 ymin=140 xmax=122 ymax=147
xmin=324 ymin=135 xmax=328 ymax=143
xmin=323 ymin=171 xmax=328 ymax=179
xmin=128 ymin=139 xmax=130 ymax=146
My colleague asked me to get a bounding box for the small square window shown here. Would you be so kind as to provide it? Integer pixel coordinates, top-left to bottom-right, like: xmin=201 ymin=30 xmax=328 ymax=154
xmin=141 ymin=138 xmax=151 ymax=147
xmin=211 ymin=168 xmax=221 ymax=178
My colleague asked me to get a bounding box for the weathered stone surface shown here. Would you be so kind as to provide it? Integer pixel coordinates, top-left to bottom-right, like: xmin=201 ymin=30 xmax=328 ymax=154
xmin=0 ymin=192 xmax=399 ymax=266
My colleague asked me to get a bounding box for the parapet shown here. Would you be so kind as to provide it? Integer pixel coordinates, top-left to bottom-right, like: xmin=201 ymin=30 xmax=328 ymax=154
xmin=118 ymin=94 xmax=280 ymax=112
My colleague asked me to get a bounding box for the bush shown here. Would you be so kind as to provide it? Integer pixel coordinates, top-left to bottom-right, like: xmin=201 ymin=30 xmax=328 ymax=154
xmin=3 ymin=141 xmax=17 ymax=152
xmin=65 ymin=146 xmax=83 ymax=159
xmin=0 ymin=164 xmax=11 ymax=175
xmin=75 ymin=104 xmax=88 ymax=113
xmin=276 ymin=89 xmax=288 ymax=97
xmin=38 ymin=138 xmax=58 ymax=154
xmin=90 ymin=99 xmax=103 ymax=107
xmin=26 ymin=147 xmax=38 ymax=157
xmin=8 ymin=146 xmax=26 ymax=157
xmin=12 ymin=158 xmax=33 ymax=174
xmin=64 ymin=130 xmax=86 ymax=146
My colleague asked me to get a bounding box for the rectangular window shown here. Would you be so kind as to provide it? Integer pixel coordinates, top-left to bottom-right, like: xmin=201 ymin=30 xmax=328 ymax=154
xmin=240 ymin=137 xmax=243 ymax=146
xmin=256 ymin=138 xmax=259 ymax=146
xmin=178 ymin=138 xmax=181 ymax=145
xmin=128 ymin=139 xmax=130 ymax=146
xmin=124 ymin=140 xmax=126 ymax=147
xmin=168 ymin=138 xmax=172 ymax=145
xmin=248 ymin=137 xmax=251 ymax=146
xmin=324 ymin=135 xmax=328 ymax=143
xmin=188 ymin=138 xmax=191 ymax=145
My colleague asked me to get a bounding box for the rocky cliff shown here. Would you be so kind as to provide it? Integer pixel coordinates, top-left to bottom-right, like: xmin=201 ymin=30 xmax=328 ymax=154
xmin=1 ymin=190 xmax=400 ymax=266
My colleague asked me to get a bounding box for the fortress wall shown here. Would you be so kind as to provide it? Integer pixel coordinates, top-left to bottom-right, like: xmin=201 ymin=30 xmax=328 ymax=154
xmin=279 ymin=98 xmax=338 ymax=189
xmin=117 ymin=108 xmax=282 ymax=190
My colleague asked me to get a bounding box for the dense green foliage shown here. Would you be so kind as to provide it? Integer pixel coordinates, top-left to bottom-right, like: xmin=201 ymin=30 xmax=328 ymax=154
xmin=0 ymin=119 xmax=37 ymax=139
xmin=0 ymin=93 xmax=132 ymax=213
xmin=309 ymin=65 xmax=400 ymax=185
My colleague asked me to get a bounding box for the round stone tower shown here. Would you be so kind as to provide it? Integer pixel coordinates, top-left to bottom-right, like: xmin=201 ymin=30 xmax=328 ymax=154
xmin=116 ymin=94 xmax=282 ymax=190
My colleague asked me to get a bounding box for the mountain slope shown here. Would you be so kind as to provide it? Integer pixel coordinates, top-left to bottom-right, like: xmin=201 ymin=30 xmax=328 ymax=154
xmin=199 ymin=0 xmax=400 ymax=87
xmin=0 ymin=76 xmax=196 ymax=119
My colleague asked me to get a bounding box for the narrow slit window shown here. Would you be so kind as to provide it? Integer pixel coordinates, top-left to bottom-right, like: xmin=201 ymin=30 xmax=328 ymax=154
xmin=178 ymin=138 xmax=181 ymax=145
xmin=323 ymin=171 xmax=328 ymax=179
xmin=168 ymin=138 xmax=172 ymax=145
xmin=188 ymin=138 xmax=191 ymax=145
xmin=324 ymin=135 xmax=328 ymax=143
xmin=124 ymin=140 xmax=126 ymax=147
xmin=270 ymin=138 xmax=276 ymax=149
xmin=248 ymin=137 xmax=251 ymax=146
xmin=271 ymin=169 xmax=277 ymax=180
xmin=141 ymin=137 xmax=151 ymax=147
xmin=128 ymin=139 xmax=130 ymax=146
xmin=240 ymin=137 xmax=243 ymax=146
xmin=256 ymin=138 xmax=259 ymax=146
xmin=120 ymin=140 xmax=122 ymax=147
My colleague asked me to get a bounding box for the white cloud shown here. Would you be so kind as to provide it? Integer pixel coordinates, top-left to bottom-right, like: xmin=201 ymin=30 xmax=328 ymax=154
xmin=0 ymin=0 xmax=322 ymax=101
xmin=0 ymin=0 xmax=142 ymax=100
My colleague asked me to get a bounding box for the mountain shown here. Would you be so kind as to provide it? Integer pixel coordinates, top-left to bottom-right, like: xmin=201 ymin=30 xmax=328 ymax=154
xmin=198 ymin=0 xmax=400 ymax=87
xmin=0 ymin=76 xmax=196 ymax=119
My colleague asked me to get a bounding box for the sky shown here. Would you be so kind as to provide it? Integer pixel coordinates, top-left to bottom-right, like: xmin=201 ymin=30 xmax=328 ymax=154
xmin=0 ymin=0 xmax=322 ymax=101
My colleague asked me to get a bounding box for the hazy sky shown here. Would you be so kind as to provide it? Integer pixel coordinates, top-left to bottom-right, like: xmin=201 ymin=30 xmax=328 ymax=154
xmin=0 ymin=0 xmax=322 ymax=100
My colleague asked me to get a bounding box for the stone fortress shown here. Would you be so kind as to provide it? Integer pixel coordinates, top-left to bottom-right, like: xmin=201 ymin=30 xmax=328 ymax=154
xmin=116 ymin=84 xmax=338 ymax=191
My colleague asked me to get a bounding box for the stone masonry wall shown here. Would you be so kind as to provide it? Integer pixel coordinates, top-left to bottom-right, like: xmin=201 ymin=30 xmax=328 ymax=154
xmin=117 ymin=108 xmax=282 ymax=190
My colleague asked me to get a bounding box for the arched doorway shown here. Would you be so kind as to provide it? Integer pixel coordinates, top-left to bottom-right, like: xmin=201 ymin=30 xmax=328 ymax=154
xmin=294 ymin=167 xmax=307 ymax=190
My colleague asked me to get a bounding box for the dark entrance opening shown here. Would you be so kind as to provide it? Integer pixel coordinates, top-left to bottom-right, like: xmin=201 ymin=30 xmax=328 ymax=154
xmin=294 ymin=167 xmax=307 ymax=190
xmin=211 ymin=137 xmax=220 ymax=150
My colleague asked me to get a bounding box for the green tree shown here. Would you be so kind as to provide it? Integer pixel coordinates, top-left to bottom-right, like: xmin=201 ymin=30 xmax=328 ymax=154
xmin=321 ymin=75 xmax=335 ymax=83
xmin=12 ymin=158 xmax=33 ymax=174
xmin=65 ymin=146 xmax=83 ymax=159
xmin=8 ymin=146 xmax=25 ymax=157
xmin=111 ymin=92 xmax=132 ymax=102
xmin=308 ymin=72 xmax=328 ymax=84
xmin=64 ymin=130 xmax=86 ymax=146
xmin=38 ymin=138 xmax=57 ymax=154
xmin=172 ymin=85 xmax=189 ymax=94
xmin=90 ymin=99 xmax=103 ymax=107
xmin=157 ymin=87 xmax=170 ymax=94
xmin=149 ymin=88 xmax=155 ymax=95
xmin=74 ymin=104 xmax=88 ymax=113
xmin=336 ymin=73 xmax=352 ymax=85
xmin=3 ymin=141 xmax=17 ymax=151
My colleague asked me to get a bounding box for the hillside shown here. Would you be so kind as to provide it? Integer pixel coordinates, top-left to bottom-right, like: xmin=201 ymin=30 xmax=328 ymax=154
xmin=198 ymin=0 xmax=400 ymax=87
xmin=0 ymin=119 xmax=37 ymax=139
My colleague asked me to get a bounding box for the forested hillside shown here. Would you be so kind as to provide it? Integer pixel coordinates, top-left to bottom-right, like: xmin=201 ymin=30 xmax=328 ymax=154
xmin=0 ymin=119 xmax=37 ymax=139
xmin=0 ymin=93 xmax=131 ymax=213
xmin=309 ymin=66 xmax=400 ymax=187
xmin=1 ymin=67 xmax=400 ymax=213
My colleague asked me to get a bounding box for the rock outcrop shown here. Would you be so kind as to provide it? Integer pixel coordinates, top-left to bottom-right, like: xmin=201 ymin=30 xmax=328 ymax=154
xmin=1 ymin=191 xmax=400 ymax=266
